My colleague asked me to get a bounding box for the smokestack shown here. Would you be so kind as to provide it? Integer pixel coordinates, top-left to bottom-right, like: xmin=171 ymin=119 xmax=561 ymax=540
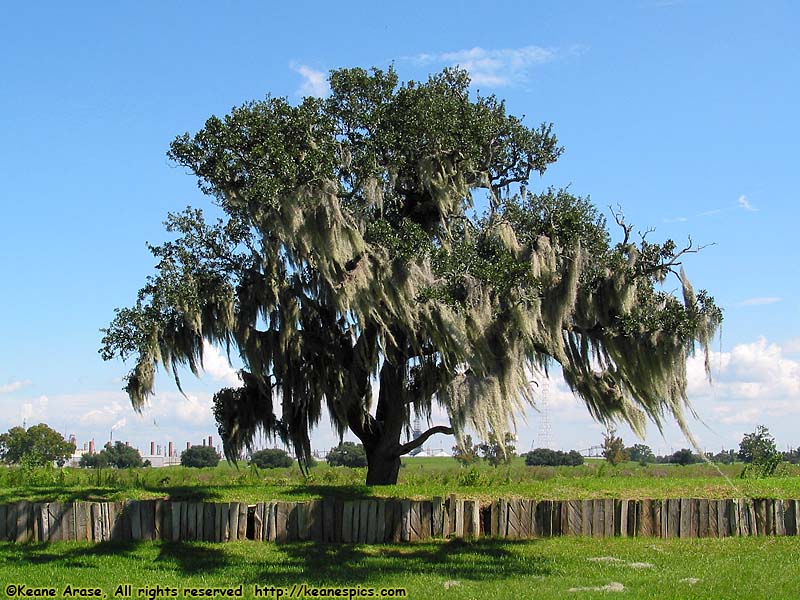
xmin=150 ymin=442 xmax=155 ymax=456
xmin=168 ymin=442 xmax=174 ymax=457
xmin=208 ymin=435 xmax=213 ymax=448
xmin=202 ymin=438 xmax=206 ymax=446
xmin=157 ymin=444 xmax=161 ymax=456
xmin=186 ymin=441 xmax=191 ymax=450
xmin=89 ymin=440 xmax=95 ymax=454
xmin=125 ymin=441 xmax=129 ymax=446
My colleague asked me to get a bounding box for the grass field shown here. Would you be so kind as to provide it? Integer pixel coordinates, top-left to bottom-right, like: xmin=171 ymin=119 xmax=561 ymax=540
xmin=2 ymin=458 xmax=799 ymax=505
xmin=1 ymin=536 xmax=798 ymax=599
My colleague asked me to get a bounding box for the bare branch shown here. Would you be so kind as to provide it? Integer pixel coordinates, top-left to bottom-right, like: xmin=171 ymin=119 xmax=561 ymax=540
xmin=397 ymin=425 xmax=454 ymax=456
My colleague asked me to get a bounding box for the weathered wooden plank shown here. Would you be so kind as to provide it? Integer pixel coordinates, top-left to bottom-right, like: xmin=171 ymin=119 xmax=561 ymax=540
xmin=127 ymin=501 xmax=141 ymax=541
xmin=447 ymin=494 xmax=457 ymax=537
xmin=616 ymin=500 xmax=627 ymax=537
xmin=432 ymin=497 xmax=444 ymax=538
xmin=420 ymin=501 xmax=432 ymax=541
xmin=170 ymin=501 xmax=181 ymax=542
xmin=352 ymin=501 xmax=361 ymax=542
xmin=297 ymin=502 xmax=311 ymax=541
xmin=74 ymin=503 xmax=88 ymax=541
xmin=252 ymin=503 xmax=263 ymax=541
xmin=498 ymin=500 xmax=508 ymax=538
xmin=518 ymin=500 xmax=530 ymax=538
xmin=365 ymin=500 xmax=378 ymax=544
xmin=755 ymin=499 xmax=767 ymax=536
xmin=376 ymin=499 xmax=386 ymax=543
xmin=237 ymin=503 xmax=247 ymax=540
xmin=747 ymin=499 xmax=757 ymax=536
xmin=462 ymin=500 xmax=475 ymax=539
xmin=161 ymin=501 xmax=173 ymax=542
xmin=196 ymin=503 xmax=206 ymax=541
xmin=266 ymin=502 xmax=276 ymax=542
xmin=277 ymin=502 xmax=291 ymax=542
xmin=213 ymin=502 xmax=223 ymax=542
xmin=204 ymin=503 xmax=215 ymax=542
xmin=774 ymin=500 xmax=786 ymax=536
xmin=357 ymin=500 xmax=370 ymax=544
xmin=5 ymin=504 xmax=16 ymax=542
xmin=782 ymin=500 xmax=796 ymax=536
xmin=567 ymin=500 xmax=581 ymax=536
xmin=321 ymin=498 xmax=334 ymax=542
xmin=62 ymin=503 xmax=76 ymax=541
xmin=400 ymin=500 xmax=411 ymax=542
xmin=506 ymin=499 xmax=520 ymax=540
xmin=454 ymin=498 xmax=465 ymax=538
xmin=592 ymin=499 xmax=603 ymax=538
xmin=390 ymin=499 xmax=403 ymax=543
xmin=679 ymin=498 xmax=691 ymax=538
xmin=580 ymin=500 xmax=592 ymax=537
xmin=15 ymin=502 xmax=31 ymax=543
xmin=603 ymin=499 xmax=614 ymax=538
xmin=226 ymin=502 xmax=238 ymax=541
xmin=341 ymin=500 xmax=353 ymax=543
xmin=47 ymin=502 xmax=62 ymax=541
xmin=665 ymin=499 xmax=679 ymax=538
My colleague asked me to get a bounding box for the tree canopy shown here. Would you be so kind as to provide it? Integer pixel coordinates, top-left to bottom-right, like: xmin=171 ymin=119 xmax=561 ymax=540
xmin=181 ymin=445 xmax=221 ymax=468
xmin=0 ymin=424 xmax=75 ymax=467
xmin=101 ymin=66 xmax=721 ymax=484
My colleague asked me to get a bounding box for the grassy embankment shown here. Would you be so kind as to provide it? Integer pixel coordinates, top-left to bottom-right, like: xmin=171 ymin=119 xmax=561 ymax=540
xmin=0 ymin=536 xmax=798 ymax=600
xmin=1 ymin=457 xmax=799 ymax=504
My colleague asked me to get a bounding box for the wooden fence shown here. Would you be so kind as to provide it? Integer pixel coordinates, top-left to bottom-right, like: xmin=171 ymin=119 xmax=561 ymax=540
xmin=1 ymin=497 xmax=798 ymax=543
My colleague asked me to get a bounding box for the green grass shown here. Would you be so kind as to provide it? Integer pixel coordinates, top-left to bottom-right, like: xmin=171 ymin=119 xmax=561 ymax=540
xmin=1 ymin=460 xmax=799 ymax=504
xmin=0 ymin=537 xmax=798 ymax=599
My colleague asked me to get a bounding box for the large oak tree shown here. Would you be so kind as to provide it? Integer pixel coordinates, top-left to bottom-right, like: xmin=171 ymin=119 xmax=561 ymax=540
xmin=101 ymin=67 xmax=721 ymax=484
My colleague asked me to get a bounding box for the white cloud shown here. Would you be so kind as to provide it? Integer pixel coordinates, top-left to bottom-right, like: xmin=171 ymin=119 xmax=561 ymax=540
xmin=737 ymin=297 xmax=783 ymax=307
xmin=202 ymin=341 xmax=241 ymax=386
xmin=80 ymin=400 xmax=126 ymax=426
xmin=687 ymin=337 xmax=800 ymax=426
xmin=738 ymin=194 xmax=757 ymax=211
xmin=290 ymin=63 xmax=330 ymax=98
xmin=0 ymin=380 xmax=32 ymax=394
xmin=416 ymin=45 xmax=558 ymax=87
xmin=784 ymin=338 xmax=800 ymax=354
xmin=20 ymin=395 xmax=49 ymax=423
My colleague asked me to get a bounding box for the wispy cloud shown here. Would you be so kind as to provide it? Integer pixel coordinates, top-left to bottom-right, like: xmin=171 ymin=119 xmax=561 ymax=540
xmin=738 ymin=195 xmax=757 ymax=211
xmin=414 ymin=45 xmax=560 ymax=87
xmin=290 ymin=63 xmax=330 ymax=98
xmin=737 ymin=297 xmax=782 ymax=307
xmin=665 ymin=194 xmax=760 ymax=223
xmin=0 ymin=380 xmax=31 ymax=394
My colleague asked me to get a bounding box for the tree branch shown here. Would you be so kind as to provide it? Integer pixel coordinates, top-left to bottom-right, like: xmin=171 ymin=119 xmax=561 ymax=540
xmin=397 ymin=425 xmax=454 ymax=456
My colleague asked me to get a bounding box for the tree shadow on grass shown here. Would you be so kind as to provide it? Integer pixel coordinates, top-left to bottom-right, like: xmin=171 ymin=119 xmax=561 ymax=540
xmin=0 ymin=540 xmax=230 ymax=576
xmin=246 ymin=538 xmax=553 ymax=585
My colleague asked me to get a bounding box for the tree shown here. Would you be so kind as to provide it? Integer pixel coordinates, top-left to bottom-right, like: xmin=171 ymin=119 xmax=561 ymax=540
xmin=250 ymin=448 xmax=293 ymax=469
xmin=479 ymin=432 xmax=516 ymax=467
xmin=102 ymin=442 xmax=143 ymax=469
xmin=452 ymin=434 xmax=480 ymax=466
xmin=523 ymin=448 xmax=583 ymax=466
xmin=602 ymin=429 xmax=628 ymax=466
xmin=669 ymin=448 xmax=698 ymax=466
xmin=738 ymin=425 xmax=781 ymax=477
xmin=181 ymin=445 xmax=221 ymax=468
xmin=0 ymin=424 xmax=75 ymax=467
xmin=326 ymin=442 xmax=368 ymax=468
xmin=738 ymin=425 xmax=778 ymax=464
xmin=625 ymin=443 xmax=655 ymax=465
xmin=100 ymin=66 xmax=722 ymax=485
xmin=79 ymin=453 xmax=108 ymax=469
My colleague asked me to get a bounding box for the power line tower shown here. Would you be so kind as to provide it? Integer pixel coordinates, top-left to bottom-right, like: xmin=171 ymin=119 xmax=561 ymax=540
xmin=409 ymin=415 xmax=424 ymax=456
xmin=536 ymin=379 xmax=553 ymax=449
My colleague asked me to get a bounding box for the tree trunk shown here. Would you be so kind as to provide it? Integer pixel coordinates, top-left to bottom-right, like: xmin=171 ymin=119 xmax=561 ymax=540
xmin=365 ymin=449 xmax=401 ymax=486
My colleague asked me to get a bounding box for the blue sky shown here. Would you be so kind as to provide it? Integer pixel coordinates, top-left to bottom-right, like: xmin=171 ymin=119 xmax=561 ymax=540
xmin=1 ymin=1 xmax=798 ymax=458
